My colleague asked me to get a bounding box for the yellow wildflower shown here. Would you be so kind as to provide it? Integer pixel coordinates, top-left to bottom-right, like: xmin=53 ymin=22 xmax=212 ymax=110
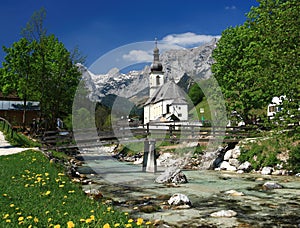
xmin=34 ymin=217 xmax=39 ymax=223
xmin=90 ymin=215 xmax=95 ymax=221
xmin=54 ymin=225 xmax=61 ymax=228
xmin=6 ymin=219 xmax=11 ymax=223
xmin=103 ymin=223 xmax=110 ymax=228
xmin=3 ymin=214 xmax=9 ymax=219
xmin=59 ymin=184 xmax=64 ymax=188
xmin=18 ymin=217 xmax=24 ymax=221
xmin=136 ymin=218 xmax=143 ymax=225
xmin=79 ymin=219 xmax=85 ymax=222
xmin=125 ymin=224 xmax=132 ymax=228
xmin=67 ymin=221 xmax=75 ymax=228
xmin=128 ymin=219 xmax=133 ymax=223
xmin=146 ymin=221 xmax=152 ymax=225
xmin=3 ymin=193 xmax=8 ymax=197
xmin=45 ymin=190 xmax=51 ymax=196
xmin=27 ymin=216 xmax=33 ymax=219
xmin=48 ymin=218 xmax=52 ymax=222
xmin=114 ymin=223 xmax=120 ymax=227
xmin=10 ymin=204 xmax=15 ymax=207
xmin=45 ymin=211 xmax=50 ymax=214
xmin=85 ymin=218 xmax=92 ymax=223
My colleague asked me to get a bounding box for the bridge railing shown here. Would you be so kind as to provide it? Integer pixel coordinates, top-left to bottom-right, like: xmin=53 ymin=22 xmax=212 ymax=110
xmin=0 ymin=117 xmax=16 ymax=138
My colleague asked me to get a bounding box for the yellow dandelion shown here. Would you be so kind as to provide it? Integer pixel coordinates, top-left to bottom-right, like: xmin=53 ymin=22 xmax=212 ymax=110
xmin=64 ymin=212 xmax=68 ymax=216
xmin=54 ymin=225 xmax=61 ymax=228
xmin=124 ymin=212 xmax=129 ymax=215
xmin=3 ymin=214 xmax=9 ymax=219
xmin=45 ymin=211 xmax=50 ymax=214
xmin=90 ymin=210 xmax=94 ymax=213
xmin=10 ymin=204 xmax=15 ymax=207
xmin=45 ymin=172 xmax=49 ymax=176
xmin=103 ymin=223 xmax=110 ymax=228
xmin=17 ymin=212 xmax=22 ymax=215
xmin=136 ymin=218 xmax=143 ymax=226
xmin=64 ymin=195 xmax=68 ymax=199
xmin=128 ymin=219 xmax=133 ymax=223
xmin=107 ymin=207 xmax=112 ymax=212
xmin=27 ymin=216 xmax=33 ymax=219
xmin=59 ymin=185 xmax=64 ymax=188
xmin=24 ymin=184 xmax=29 ymax=188
xmin=125 ymin=224 xmax=132 ymax=228
xmin=85 ymin=218 xmax=92 ymax=223
xmin=79 ymin=219 xmax=85 ymax=222
xmin=2 ymin=193 xmax=8 ymax=197
xmin=48 ymin=218 xmax=52 ymax=222
xmin=146 ymin=221 xmax=152 ymax=225
xmin=58 ymin=173 xmax=65 ymax=176
xmin=90 ymin=215 xmax=95 ymax=221
xmin=28 ymin=225 xmax=33 ymax=228
xmin=45 ymin=190 xmax=51 ymax=196
xmin=68 ymin=190 xmax=75 ymax=193
xmin=67 ymin=221 xmax=75 ymax=228
xmin=34 ymin=217 xmax=39 ymax=223
xmin=18 ymin=217 xmax=24 ymax=221
xmin=6 ymin=219 xmax=11 ymax=223
xmin=114 ymin=223 xmax=120 ymax=227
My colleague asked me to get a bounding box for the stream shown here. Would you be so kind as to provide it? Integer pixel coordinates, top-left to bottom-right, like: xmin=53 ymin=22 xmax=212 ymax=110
xmin=77 ymin=146 xmax=300 ymax=228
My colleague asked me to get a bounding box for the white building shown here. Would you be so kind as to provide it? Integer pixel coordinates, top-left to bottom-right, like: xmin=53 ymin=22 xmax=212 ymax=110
xmin=144 ymin=42 xmax=188 ymax=124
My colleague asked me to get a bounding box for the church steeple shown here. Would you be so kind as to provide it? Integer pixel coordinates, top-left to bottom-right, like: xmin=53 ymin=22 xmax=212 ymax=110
xmin=149 ymin=39 xmax=165 ymax=97
xmin=151 ymin=38 xmax=163 ymax=72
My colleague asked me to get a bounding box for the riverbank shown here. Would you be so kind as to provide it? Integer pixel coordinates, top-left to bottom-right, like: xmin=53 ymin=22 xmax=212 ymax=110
xmin=0 ymin=131 xmax=152 ymax=228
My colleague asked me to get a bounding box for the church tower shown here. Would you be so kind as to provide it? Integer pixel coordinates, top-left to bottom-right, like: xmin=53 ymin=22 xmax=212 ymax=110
xmin=149 ymin=39 xmax=165 ymax=97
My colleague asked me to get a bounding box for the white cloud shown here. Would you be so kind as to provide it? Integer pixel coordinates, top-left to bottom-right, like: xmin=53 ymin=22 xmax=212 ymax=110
xmin=122 ymin=50 xmax=152 ymax=62
xmin=162 ymin=32 xmax=219 ymax=48
xmin=121 ymin=32 xmax=220 ymax=62
xmin=225 ymin=5 xmax=237 ymax=10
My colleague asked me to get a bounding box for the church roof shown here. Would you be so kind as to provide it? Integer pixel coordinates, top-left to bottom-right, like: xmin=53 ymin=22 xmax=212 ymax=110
xmin=145 ymin=81 xmax=187 ymax=105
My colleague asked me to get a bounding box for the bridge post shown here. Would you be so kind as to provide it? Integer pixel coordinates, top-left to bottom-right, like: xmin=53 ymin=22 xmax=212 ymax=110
xmin=143 ymin=139 xmax=157 ymax=173
xmin=142 ymin=138 xmax=149 ymax=171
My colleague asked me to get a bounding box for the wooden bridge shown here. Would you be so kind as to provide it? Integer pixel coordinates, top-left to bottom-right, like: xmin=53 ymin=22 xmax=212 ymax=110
xmin=40 ymin=123 xmax=261 ymax=151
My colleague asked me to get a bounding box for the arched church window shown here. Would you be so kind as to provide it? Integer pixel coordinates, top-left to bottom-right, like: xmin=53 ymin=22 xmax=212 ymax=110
xmin=156 ymin=75 xmax=160 ymax=85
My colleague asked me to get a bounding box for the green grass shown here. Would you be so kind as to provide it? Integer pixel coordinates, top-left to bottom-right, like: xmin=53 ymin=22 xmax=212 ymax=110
xmin=0 ymin=150 xmax=151 ymax=227
xmin=189 ymin=97 xmax=211 ymax=122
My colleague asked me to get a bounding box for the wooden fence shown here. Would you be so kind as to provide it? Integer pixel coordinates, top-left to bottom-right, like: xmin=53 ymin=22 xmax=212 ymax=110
xmin=0 ymin=117 xmax=16 ymax=138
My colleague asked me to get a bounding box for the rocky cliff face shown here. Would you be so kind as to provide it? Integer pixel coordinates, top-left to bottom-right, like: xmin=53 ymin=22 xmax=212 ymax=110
xmin=78 ymin=38 xmax=218 ymax=102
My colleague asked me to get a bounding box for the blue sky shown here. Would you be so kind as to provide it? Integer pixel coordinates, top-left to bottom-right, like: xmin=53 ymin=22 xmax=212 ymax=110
xmin=0 ymin=0 xmax=259 ymax=68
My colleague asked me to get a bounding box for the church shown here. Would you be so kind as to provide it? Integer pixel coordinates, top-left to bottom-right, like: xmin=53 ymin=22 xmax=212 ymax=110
xmin=143 ymin=41 xmax=188 ymax=124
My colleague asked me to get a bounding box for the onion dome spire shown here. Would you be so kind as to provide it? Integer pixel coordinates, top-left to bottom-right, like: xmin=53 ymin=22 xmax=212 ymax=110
xmin=151 ymin=38 xmax=163 ymax=72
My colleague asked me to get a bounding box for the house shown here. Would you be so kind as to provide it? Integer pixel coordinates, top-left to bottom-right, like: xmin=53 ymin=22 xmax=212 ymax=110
xmin=143 ymin=41 xmax=188 ymax=124
xmin=0 ymin=92 xmax=40 ymax=126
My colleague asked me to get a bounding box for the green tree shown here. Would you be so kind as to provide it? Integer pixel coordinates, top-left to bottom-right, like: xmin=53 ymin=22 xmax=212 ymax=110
xmin=188 ymin=82 xmax=204 ymax=105
xmin=1 ymin=38 xmax=37 ymax=128
xmin=1 ymin=8 xmax=82 ymax=130
xmin=212 ymin=0 xmax=300 ymax=126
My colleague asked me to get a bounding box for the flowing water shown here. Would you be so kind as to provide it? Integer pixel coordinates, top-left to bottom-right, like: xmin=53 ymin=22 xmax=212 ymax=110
xmin=78 ymin=146 xmax=300 ymax=228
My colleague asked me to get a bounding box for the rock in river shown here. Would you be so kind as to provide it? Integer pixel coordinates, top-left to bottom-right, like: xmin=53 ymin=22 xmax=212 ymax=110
xmin=168 ymin=193 xmax=191 ymax=207
xmin=210 ymin=209 xmax=237 ymax=217
xmin=155 ymin=167 xmax=188 ymax=184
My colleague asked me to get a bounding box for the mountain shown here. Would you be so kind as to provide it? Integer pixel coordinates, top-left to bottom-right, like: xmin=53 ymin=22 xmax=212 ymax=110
xmin=77 ymin=38 xmax=218 ymax=104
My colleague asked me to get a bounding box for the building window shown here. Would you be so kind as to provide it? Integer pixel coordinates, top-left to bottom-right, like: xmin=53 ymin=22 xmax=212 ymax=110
xmin=156 ymin=75 xmax=160 ymax=85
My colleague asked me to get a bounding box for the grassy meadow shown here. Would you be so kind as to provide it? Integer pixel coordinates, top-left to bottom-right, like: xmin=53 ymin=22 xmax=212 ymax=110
xmin=0 ymin=150 xmax=151 ymax=228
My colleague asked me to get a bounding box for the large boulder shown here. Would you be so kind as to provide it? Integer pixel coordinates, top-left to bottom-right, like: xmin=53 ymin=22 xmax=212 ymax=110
xmin=155 ymin=167 xmax=188 ymax=184
xmin=220 ymin=161 xmax=237 ymax=171
xmin=168 ymin=193 xmax=191 ymax=207
xmin=223 ymin=149 xmax=233 ymax=161
xmin=262 ymin=181 xmax=283 ymax=190
xmin=261 ymin=167 xmax=273 ymax=175
xmin=238 ymin=161 xmax=252 ymax=172
xmin=231 ymin=146 xmax=241 ymax=159
xmin=229 ymin=158 xmax=240 ymax=167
